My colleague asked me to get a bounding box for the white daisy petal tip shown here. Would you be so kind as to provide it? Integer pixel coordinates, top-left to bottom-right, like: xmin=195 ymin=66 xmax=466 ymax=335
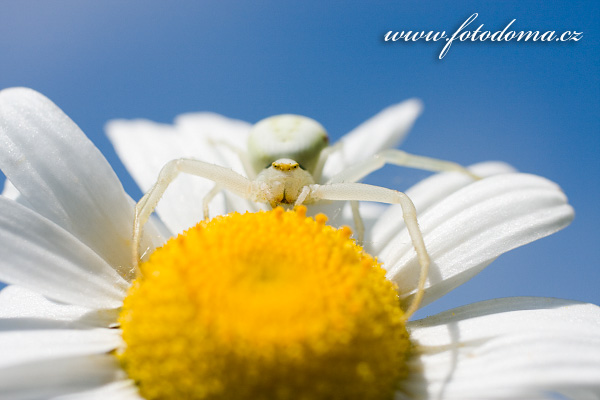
xmin=173 ymin=111 xmax=252 ymax=135
xmin=383 ymin=171 xmax=574 ymax=308
xmin=389 ymin=97 xmax=424 ymax=118
xmin=316 ymin=99 xmax=424 ymax=181
xmin=371 ymin=98 xmax=424 ymax=123
xmin=468 ymin=160 xmax=518 ymax=176
xmin=331 ymin=98 xmax=424 ymax=165
xmin=0 ymin=86 xmax=40 ymax=103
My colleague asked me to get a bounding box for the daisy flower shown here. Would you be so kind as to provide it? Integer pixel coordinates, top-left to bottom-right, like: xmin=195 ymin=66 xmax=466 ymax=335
xmin=0 ymin=87 xmax=597 ymax=399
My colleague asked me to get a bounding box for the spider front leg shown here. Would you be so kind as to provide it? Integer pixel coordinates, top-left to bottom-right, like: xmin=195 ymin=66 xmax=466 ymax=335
xmin=299 ymin=182 xmax=429 ymax=321
xmin=325 ymin=148 xmax=479 ymax=250
xmin=326 ymin=148 xmax=481 ymax=185
xmin=349 ymin=200 xmax=364 ymax=243
xmin=132 ymin=158 xmax=257 ymax=275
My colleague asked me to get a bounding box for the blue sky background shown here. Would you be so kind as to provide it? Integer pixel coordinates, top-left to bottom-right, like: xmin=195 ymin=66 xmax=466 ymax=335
xmin=1 ymin=1 xmax=598 ymax=318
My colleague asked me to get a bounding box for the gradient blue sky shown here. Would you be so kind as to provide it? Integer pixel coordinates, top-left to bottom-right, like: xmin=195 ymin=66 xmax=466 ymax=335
xmin=1 ymin=1 xmax=598 ymax=318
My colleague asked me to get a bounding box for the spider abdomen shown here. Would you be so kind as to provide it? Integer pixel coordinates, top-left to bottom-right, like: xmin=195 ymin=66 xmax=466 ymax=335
xmin=248 ymin=115 xmax=329 ymax=175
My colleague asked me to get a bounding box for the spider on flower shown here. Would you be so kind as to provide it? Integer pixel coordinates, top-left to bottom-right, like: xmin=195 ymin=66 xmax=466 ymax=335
xmin=132 ymin=114 xmax=478 ymax=318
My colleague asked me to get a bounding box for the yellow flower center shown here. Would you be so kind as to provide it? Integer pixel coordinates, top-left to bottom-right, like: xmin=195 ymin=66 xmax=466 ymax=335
xmin=118 ymin=207 xmax=410 ymax=400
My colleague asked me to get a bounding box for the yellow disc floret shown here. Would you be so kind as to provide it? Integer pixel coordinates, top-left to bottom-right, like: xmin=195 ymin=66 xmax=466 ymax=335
xmin=119 ymin=207 xmax=410 ymax=400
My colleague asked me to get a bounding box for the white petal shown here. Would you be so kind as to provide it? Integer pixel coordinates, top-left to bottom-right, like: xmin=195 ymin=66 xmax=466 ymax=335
xmin=106 ymin=113 xmax=259 ymax=235
xmin=1 ymin=178 xmax=33 ymax=209
xmin=402 ymin=298 xmax=600 ymax=399
xmin=322 ymin=99 xmax=423 ymax=180
xmin=174 ymin=113 xmax=262 ymax=214
xmin=0 ymin=286 xmax=118 ymax=329
xmin=1 ymin=178 xmax=19 ymax=200
xmin=0 ymin=353 xmax=125 ymax=400
xmin=367 ymin=161 xmax=516 ymax=255
xmin=380 ymin=173 xmax=574 ymax=308
xmin=0 ymin=328 xmax=121 ymax=369
xmin=174 ymin=112 xmax=251 ymax=169
xmin=2 ymin=180 xmax=164 ymax=259
xmin=0 ymin=196 xmax=128 ymax=309
xmin=0 ymin=88 xmax=159 ymax=274
xmin=51 ymin=380 xmax=142 ymax=400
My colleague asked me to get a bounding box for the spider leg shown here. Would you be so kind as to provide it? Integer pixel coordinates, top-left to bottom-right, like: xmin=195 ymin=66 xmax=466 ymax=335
xmin=324 ymin=149 xmax=478 ymax=247
xmin=302 ymin=141 xmax=370 ymax=242
xmin=311 ymin=140 xmax=343 ymax=183
xmin=133 ymin=158 xmax=256 ymax=276
xmin=349 ymin=200 xmax=364 ymax=243
xmin=303 ymin=182 xmax=429 ymax=321
xmin=326 ymin=148 xmax=480 ymax=185
xmin=202 ymin=184 xmax=222 ymax=220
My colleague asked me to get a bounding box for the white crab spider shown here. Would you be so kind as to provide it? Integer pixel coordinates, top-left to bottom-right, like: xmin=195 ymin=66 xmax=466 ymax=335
xmin=133 ymin=114 xmax=478 ymax=318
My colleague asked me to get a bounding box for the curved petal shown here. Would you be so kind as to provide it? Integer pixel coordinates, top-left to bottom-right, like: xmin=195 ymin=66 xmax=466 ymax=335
xmin=322 ymin=99 xmax=423 ymax=180
xmin=2 ymin=178 xmax=32 ymax=208
xmin=0 ymin=353 xmax=125 ymax=400
xmin=0 ymin=88 xmax=161 ymax=275
xmin=0 ymin=197 xmax=128 ymax=309
xmin=367 ymin=161 xmax=516 ymax=255
xmin=106 ymin=113 xmax=259 ymax=235
xmin=0 ymin=328 xmax=121 ymax=369
xmin=380 ymin=173 xmax=574 ymax=308
xmin=51 ymin=380 xmax=142 ymax=400
xmin=0 ymin=286 xmax=119 ymax=329
xmin=401 ymin=297 xmax=600 ymax=399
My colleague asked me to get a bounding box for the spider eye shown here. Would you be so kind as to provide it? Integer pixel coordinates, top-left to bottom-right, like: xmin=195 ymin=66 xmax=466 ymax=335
xmin=248 ymin=114 xmax=329 ymax=175
xmin=271 ymin=159 xmax=301 ymax=172
xmin=266 ymin=161 xmax=306 ymax=171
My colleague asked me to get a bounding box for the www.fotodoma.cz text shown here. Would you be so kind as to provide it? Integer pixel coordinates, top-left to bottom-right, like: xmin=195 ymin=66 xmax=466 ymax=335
xmin=384 ymin=13 xmax=583 ymax=59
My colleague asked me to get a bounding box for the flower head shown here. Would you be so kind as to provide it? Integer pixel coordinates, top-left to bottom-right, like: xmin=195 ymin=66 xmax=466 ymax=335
xmin=0 ymin=87 xmax=598 ymax=399
xmin=120 ymin=207 xmax=410 ymax=399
